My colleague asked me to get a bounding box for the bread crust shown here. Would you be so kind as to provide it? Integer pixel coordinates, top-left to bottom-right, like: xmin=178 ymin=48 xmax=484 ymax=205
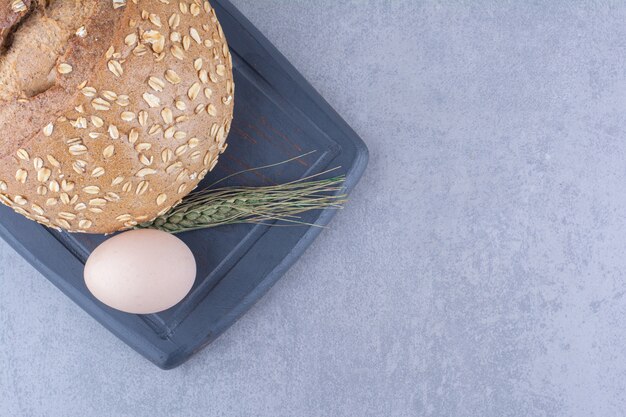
xmin=0 ymin=0 xmax=234 ymax=233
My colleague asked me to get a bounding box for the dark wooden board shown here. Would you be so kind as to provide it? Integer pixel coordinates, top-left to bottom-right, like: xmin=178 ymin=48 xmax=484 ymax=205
xmin=0 ymin=0 xmax=368 ymax=369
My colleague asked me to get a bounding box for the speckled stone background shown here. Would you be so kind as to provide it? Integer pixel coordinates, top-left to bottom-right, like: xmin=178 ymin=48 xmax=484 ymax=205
xmin=2 ymin=1 xmax=626 ymax=416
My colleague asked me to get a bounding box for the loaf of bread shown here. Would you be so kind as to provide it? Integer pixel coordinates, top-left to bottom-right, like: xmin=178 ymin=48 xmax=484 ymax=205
xmin=0 ymin=0 xmax=234 ymax=233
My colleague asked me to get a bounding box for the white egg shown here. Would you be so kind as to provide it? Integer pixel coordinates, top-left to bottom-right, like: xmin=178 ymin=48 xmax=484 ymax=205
xmin=84 ymin=229 xmax=196 ymax=314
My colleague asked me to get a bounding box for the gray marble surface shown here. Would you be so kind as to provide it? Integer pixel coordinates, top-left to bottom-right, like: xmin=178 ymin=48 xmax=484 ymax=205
xmin=2 ymin=1 xmax=626 ymax=416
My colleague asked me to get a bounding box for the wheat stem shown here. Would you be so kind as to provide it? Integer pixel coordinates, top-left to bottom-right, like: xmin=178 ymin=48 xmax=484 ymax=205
xmin=138 ymin=176 xmax=347 ymax=234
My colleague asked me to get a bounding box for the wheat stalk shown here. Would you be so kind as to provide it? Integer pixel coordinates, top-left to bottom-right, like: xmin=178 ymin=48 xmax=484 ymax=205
xmin=140 ymin=151 xmax=348 ymax=233
xmin=138 ymin=176 xmax=346 ymax=233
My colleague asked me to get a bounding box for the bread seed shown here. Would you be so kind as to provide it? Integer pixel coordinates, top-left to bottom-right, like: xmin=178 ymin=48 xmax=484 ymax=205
xmin=92 ymin=98 xmax=111 ymax=111
xmin=79 ymin=220 xmax=93 ymax=229
xmin=143 ymin=92 xmax=161 ymax=107
xmin=169 ymin=13 xmax=180 ymax=28
xmin=116 ymin=95 xmax=130 ymax=106
xmin=37 ymin=168 xmax=51 ymax=182
xmin=178 ymin=170 xmax=190 ymax=181
xmin=136 ymin=168 xmax=157 ymax=177
xmin=136 ymin=181 xmax=149 ymax=195
xmin=135 ymin=143 xmax=152 ymax=152
xmin=61 ymin=180 xmax=75 ymax=192
xmin=209 ymin=123 xmax=219 ymax=137
xmin=190 ymin=28 xmax=202 ymax=44
xmin=175 ymin=100 xmax=186 ymax=111
xmin=175 ymin=144 xmax=188 ymax=156
xmin=133 ymin=44 xmax=148 ymax=56
xmin=122 ymin=182 xmax=132 ymax=193
xmin=170 ymin=31 xmax=181 ymax=43
xmin=148 ymin=76 xmax=165 ymax=92
xmin=156 ymin=194 xmax=168 ymax=206
xmin=139 ymin=154 xmax=153 ymax=166
xmin=47 ymin=155 xmax=60 ymax=167
xmin=142 ymin=30 xmax=165 ymax=53
xmin=17 ymin=148 xmax=29 ymax=160
xmin=89 ymin=198 xmax=107 ymax=207
xmin=203 ymin=152 xmax=211 ymax=166
xmin=58 ymin=212 xmax=77 ymax=220
xmin=207 ymin=104 xmax=217 ymax=116
xmin=91 ymin=116 xmax=104 ymax=127
xmin=116 ymin=214 xmax=132 ymax=222
xmin=33 ymin=157 xmax=43 ymax=170
xmin=187 ymin=83 xmax=201 ymax=100
xmin=149 ymin=13 xmax=162 ymax=27
xmin=108 ymin=125 xmax=120 ymax=139
xmin=125 ymin=33 xmax=137 ymax=46
xmin=33 ymin=215 xmax=50 ymax=223
xmin=161 ymin=148 xmax=173 ymax=163
xmin=165 ymin=69 xmax=181 ymax=84
xmin=71 ymin=117 xmax=87 ymax=129
xmin=92 ymin=167 xmax=105 ymax=178
xmin=57 ymin=63 xmax=73 ymax=74
xmin=166 ymin=161 xmax=183 ymax=173
xmin=81 ymin=86 xmax=97 ymax=97
xmin=108 ymin=60 xmax=123 ymax=77
xmin=194 ymin=58 xmax=203 ymax=71
xmin=43 ymin=123 xmax=54 ymax=137
xmin=49 ymin=181 xmax=60 ymax=192
xmin=102 ymin=90 xmax=118 ymax=101
xmin=69 ymin=144 xmax=88 ymax=156
xmin=121 ymin=111 xmax=136 ymax=122
xmin=149 ymin=125 xmax=163 ymax=136
xmin=105 ymin=192 xmax=120 ymax=202
xmin=15 ymin=169 xmax=27 ymax=183
xmin=76 ymin=26 xmax=87 ymax=38
xmin=171 ymin=45 xmax=185 ymax=60
xmin=11 ymin=0 xmax=27 ymax=12
xmin=83 ymin=186 xmax=100 ymax=195
xmin=161 ymin=108 xmax=173 ymax=124
xmin=31 ymin=204 xmax=44 ymax=215
xmin=164 ymin=126 xmax=175 ymax=138
xmin=111 ymin=176 xmax=124 ymax=186
xmin=182 ymin=35 xmax=191 ymax=51
xmin=55 ymin=219 xmax=72 ymax=229
xmin=188 ymin=137 xmax=200 ymax=148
